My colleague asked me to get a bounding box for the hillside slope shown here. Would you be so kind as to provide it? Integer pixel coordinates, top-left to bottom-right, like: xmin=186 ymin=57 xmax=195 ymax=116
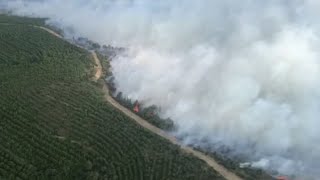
xmin=0 ymin=16 xmax=223 ymax=179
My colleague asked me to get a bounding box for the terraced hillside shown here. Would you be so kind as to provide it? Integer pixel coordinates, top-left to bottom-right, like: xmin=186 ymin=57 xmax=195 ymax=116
xmin=0 ymin=16 xmax=224 ymax=179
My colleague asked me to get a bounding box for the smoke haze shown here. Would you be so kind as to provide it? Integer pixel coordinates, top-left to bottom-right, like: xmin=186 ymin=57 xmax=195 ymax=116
xmin=2 ymin=0 xmax=320 ymax=178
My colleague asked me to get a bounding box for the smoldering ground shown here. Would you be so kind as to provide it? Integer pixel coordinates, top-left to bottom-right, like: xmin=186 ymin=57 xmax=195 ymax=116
xmin=3 ymin=0 xmax=320 ymax=178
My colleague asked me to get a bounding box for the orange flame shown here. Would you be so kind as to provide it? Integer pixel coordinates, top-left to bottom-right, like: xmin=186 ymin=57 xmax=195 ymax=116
xmin=134 ymin=104 xmax=139 ymax=113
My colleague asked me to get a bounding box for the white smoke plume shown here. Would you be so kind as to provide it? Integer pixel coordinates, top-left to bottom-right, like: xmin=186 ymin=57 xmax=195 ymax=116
xmin=2 ymin=0 xmax=320 ymax=178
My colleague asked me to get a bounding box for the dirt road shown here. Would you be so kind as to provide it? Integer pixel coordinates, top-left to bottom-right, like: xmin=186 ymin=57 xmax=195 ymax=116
xmin=91 ymin=52 xmax=102 ymax=82
xmin=39 ymin=25 xmax=243 ymax=180
xmin=35 ymin=26 xmax=63 ymax=39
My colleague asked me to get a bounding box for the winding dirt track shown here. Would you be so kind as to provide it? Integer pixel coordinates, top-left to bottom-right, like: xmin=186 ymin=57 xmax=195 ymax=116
xmin=91 ymin=52 xmax=102 ymax=82
xmin=39 ymin=26 xmax=243 ymax=180
xmin=36 ymin=26 xmax=63 ymax=39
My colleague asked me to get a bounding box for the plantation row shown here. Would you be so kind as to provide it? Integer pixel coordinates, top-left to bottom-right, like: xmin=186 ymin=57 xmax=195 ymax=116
xmin=0 ymin=15 xmax=223 ymax=179
xmin=0 ymin=14 xmax=45 ymax=26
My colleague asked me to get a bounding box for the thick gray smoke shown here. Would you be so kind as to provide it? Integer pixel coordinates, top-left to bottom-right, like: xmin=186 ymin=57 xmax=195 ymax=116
xmin=3 ymin=0 xmax=320 ymax=178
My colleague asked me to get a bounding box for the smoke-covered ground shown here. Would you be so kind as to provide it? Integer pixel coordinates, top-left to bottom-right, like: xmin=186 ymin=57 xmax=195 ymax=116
xmin=2 ymin=0 xmax=320 ymax=178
